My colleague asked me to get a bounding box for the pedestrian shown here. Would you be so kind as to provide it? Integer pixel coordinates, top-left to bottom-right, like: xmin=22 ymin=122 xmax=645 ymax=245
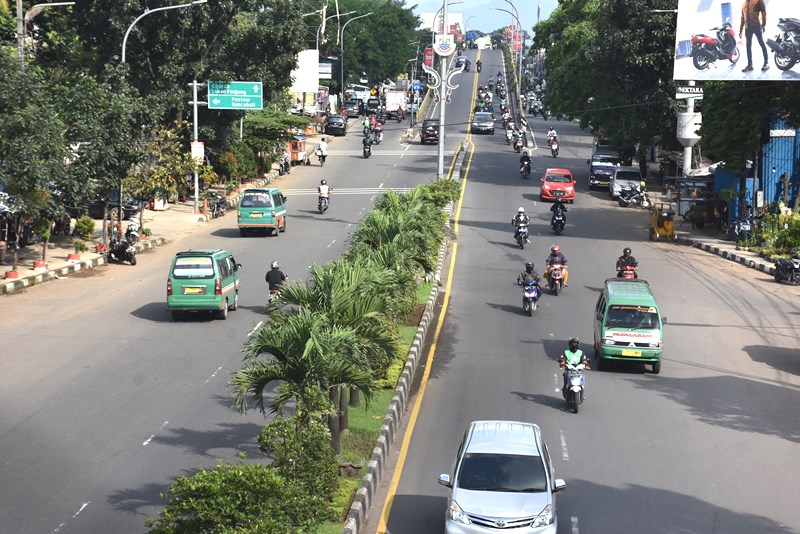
xmin=739 ymin=0 xmax=769 ymax=73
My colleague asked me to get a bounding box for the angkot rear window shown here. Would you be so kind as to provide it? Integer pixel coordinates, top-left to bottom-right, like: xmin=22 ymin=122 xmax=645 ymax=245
xmin=172 ymin=257 xmax=214 ymax=279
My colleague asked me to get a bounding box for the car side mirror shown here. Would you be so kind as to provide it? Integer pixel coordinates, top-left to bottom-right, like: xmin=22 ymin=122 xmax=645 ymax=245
xmin=586 ymin=159 xmax=591 ymax=165
xmin=661 ymin=316 xmax=667 ymax=324
xmin=540 ymin=178 xmax=545 ymax=183
xmin=438 ymin=474 xmax=451 ymax=487
xmin=235 ymin=263 xmax=242 ymax=271
xmin=281 ymin=194 xmax=287 ymax=203
xmin=553 ymin=478 xmax=567 ymax=492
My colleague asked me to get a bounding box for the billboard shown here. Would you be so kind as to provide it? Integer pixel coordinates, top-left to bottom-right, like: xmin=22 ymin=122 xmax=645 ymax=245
xmin=674 ymin=0 xmax=800 ymax=81
xmin=290 ymin=49 xmax=319 ymax=93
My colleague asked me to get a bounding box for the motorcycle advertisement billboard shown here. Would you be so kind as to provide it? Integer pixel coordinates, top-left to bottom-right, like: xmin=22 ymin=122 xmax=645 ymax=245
xmin=673 ymin=0 xmax=800 ymax=81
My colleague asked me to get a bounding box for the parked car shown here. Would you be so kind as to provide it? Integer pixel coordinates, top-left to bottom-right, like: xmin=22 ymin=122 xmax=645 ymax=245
xmin=325 ymin=114 xmax=347 ymax=136
xmin=540 ymin=168 xmax=576 ymax=203
xmin=420 ymin=118 xmax=441 ymax=144
xmin=609 ymin=166 xmax=644 ymax=199
xmin=87 ymin=195 xmax=139 ymax=220
xmin=470 ymin=112 xmax=495 ymax=134
xmin=167 ymin=249 xmax=241 ymax=321
xmin=438 ymin=420 xmax=566 ymax=534
xmin=343 ymin=101 xmax=360 ymax=118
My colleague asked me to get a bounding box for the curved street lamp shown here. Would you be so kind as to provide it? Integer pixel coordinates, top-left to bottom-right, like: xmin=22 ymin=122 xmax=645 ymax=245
xmin=340 ymin=12 xmax=373 ymax=98
xmin=122 ymin=0 xmax=208 ymax=63
xmin=431 ymin=1 xmax=463 ymax=47
xmin=492 ymin=7 xmax=524 ymax=93
xmin=17 ymin=1 xmax=75 ymax=73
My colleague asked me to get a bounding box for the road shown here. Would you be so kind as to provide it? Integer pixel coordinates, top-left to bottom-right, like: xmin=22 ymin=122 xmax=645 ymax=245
xmin=369 ymin=50 xmax=800 ymax=533
xmin=0 ymin=84 xmax=466 ymax=532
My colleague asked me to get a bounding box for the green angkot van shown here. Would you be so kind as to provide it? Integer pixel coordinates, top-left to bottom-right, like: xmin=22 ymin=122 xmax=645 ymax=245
xmin=167 ymin=249 xmax=241 ymax=320
xmin=237 ymin=188 xmax=286 ymax=236
xmin=593 ymin=278 xmax=666 ymax=374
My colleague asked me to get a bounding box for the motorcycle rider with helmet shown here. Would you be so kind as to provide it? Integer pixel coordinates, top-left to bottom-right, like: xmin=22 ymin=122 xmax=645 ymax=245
xmin=547 ymin=127 xmax=558 ymax=146
xmin=550 ymin=197 xmax=568 ymax=226
xmin=318 ymin=179 xmax=331 ymax=208
xmin=317 ymin=137 xmax=328 ymax=165
xmin=519 ymin=149 xmax=532 ymax=172
xmin=559 ymin=337 xmax=589 ymax=394
xmin=544 ymin=244 xmax=569 ymax=286
xmin=511 ymin=207 xmax=531 ymax=244
xmin=265 ymin=260 xmax=288 ymax=305
xmin=517 ymin=261 xmax=541 ymax=285
xmin=616 ymin=247 xmax=639 ymax=278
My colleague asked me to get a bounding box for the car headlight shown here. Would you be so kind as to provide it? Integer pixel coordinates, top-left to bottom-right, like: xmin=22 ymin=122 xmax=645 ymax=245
xmin=543 ymin=183 xmax=551 ymax=189
xmin=531 ymin=504 xmax=555 ymax=527
xmin=602 ymin=338 xmax=615 ymax=345
xmin=566 ymin=186 xmax=574 ymax=192
xmin=447 ymin=500 xmax=470 ymax=524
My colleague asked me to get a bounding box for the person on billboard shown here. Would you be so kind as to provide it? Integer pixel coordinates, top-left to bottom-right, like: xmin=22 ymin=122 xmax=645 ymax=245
xmin=739 ymin=0 xmax=769 ymax=73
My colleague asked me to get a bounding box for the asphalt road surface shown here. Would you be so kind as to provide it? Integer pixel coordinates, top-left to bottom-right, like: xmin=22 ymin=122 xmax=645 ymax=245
xmin=366 ymin=49 xmax=800 ymax=534
xmin=0 ymin=90 xmax=463 ymax=532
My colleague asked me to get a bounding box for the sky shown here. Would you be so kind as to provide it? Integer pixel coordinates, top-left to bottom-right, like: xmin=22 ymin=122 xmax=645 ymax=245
xmin=410 ymin=0 xmax=557 ymax=35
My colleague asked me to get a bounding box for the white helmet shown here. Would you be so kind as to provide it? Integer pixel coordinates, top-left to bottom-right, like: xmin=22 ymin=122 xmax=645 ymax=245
xmin=518 ymin=207 xmax=525 ymax=213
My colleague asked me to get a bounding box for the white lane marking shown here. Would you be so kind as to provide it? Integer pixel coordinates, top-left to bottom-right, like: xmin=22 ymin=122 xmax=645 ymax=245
xmin=205 ymin=366 xmax=223 ymax=384
xmin=346 ymin=223 xmax=353 ymax=228
xmin=379 ymin=183 xmax=384 ymax=189
xmin=560 ymin=430 xmax=570 ymax=461
xmin=571 ymin=516 xmax=580 ymax=534
xmin=249 ymin=320 xmax=264 ymax=337
xmin=327 ymin=239 xmax=336 ymax=248
xmin=554 ymin=372 xmax=561 ymax=392
xmin=143 ymin=421 xmax=169 ymax=446
xmin=52 ymin=502 xmax=90 ymax=532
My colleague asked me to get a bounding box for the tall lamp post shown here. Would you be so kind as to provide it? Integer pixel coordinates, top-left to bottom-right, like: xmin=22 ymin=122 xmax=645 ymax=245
xmin=317 ymin=10 xmax=356 ymax=50
xmin=122 ymin=0 xmax=207 ymax=63
xmin=340 ymin=12 xmax=373 ymax=101
xmin=17 ymin=1 xmax=75 ymax=74
xmin=431 ymin=1 xmax=463 ymax=48
xmin=504 ymin=0 xmax=524 ymax=88
xmin=493 ymin=7 xmax=524 ymax=96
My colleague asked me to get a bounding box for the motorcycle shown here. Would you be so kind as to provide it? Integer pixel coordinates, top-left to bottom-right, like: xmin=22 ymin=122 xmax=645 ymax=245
xmin=520 ymin=161 xmax=531 ymax=179
xmin=395 ymin=109 xmax=406 ymax=123
xmin=372 ymin=126 xmax=383 ymax=144
xmin=476 ymin=63 xmax=482 ymax=73
xmin=278 ymin=154 xmax=291 ymax=176
xmin=521 ymin=278 xmax=542 ymax=317
xmin=505 ymin=128 xmax=514 ymax=144
xmin=267 ymin=276 xmax=288 ymax=305
xmin=690 ymin=23 xmax=740 ymax=70
xmin=767 ymin=17 xmax=800 ymax=72
xmin=551 ymin=209 xmax=566 ymax=235
xmin=550 ymin=140 xmax=559 ymax=158
xmin=562 ymin=362 xmax=587 ymax=414
xmin=318 ymin=195 xmax=329 ymax=214
xmin=617 ymin=265 xmax=638 ymax=279
xmin=209 ymin=193 xmax=227 ymax=218
xmin=363 ymin=143 xmax=372 ymax=159
xmin=617 ymin=184 xmax=652 ymax=210
xmin=515 ymin=224 xmax=529 ymax=250
xmin=315 ymin=147 xmax=327 ymax=166
xmin=108 ymin=236 xmax=137 ymax=265
xmin=513 ymin=136 xmax=524 ymax=153
xmin=727 ymin=216 xmax=753 ymax=242
xmin=488 ymin=82 xmax=494 ymax=91
xmin=774 ymin=256 xmax=800 ymax=285
xmin=547 ymin=263 xmax=565 ymax=295
xmin=125 ymin=217 xmax=140 ymax=244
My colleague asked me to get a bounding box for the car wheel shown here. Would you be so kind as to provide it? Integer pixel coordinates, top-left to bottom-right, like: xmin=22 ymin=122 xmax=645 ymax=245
xmin=219 ymin=302 xmax=228 ymax=320
xmin=231 ymin=291 xmax=239 ymax=311
xmin=280 ymin=217 xmax=286 ymax=232
xmin=108 ymin=207 xmax=121 ymax=221
xmin=651 ymin=361 xmax=661 ymax=374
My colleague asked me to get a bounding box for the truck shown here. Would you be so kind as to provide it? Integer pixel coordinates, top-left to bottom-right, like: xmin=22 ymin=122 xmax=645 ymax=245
xmin=476 ymin=36 xmax=491 ymax=49
xmin=384 ymin=90 xmax=406 ymax=119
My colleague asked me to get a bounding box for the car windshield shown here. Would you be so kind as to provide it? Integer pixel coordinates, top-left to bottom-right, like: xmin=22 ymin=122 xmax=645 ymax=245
xmin=172 ymin=256 xmax=214 ymax=279
xmin=458 ymin=453 xmax=547 ymax=492
xmin=545 ymin=173 xmax=572 ymax=183
xmin=474 ymin=113 xmax=492 ymax=121
xmin=240 ymin=192 xmax=273 ymax=208
xmin=605 ymin=305 xmax=659 ymax=329
xmin=424 ymin=121 xmax=440 ymax=128
xmin=616 ymin=171 xmax=642 ymax=181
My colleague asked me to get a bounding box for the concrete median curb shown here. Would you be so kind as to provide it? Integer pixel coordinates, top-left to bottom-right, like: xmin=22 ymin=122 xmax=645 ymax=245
xmin=675 ymin=235 xmax=775 ymax=275
xmin=342 ymin=143 xmax=470 ymax=534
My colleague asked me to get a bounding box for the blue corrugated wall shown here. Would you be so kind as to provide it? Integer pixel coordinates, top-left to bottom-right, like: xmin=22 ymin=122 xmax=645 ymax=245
xmin=760 ymin=117 xmax=800 ymax=209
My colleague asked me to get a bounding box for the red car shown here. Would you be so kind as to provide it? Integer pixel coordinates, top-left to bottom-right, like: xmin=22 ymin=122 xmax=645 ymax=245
xmin=540 ymin=168 xmax=576 ymax=203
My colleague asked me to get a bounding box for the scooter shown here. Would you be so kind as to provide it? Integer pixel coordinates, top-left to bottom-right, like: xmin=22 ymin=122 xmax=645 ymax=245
xmin=727 ymin=216 xmax=753 ymax=242
xmin=617 ymin=265 xmax=638 ymax=279
xmin=476 ymin=63 xmax=482 ymax=73
xmin=318 ymin=195 xmax=329 ymax=214
xmin=562 ymin=362 xmax=587 ymax=414
xmin=521 ymin=278 xmax=541 ymax=317
xmin=278 ymin=154 xmax=291 ymax=176
xmin=774 ymin=256 xmax=800 ymax=285
xmin=315 ymin=147 xmax=327 ymax=166
xmin=108 ymin=236 xmax=137 ymax=265
xmin=209 ymin=193 xmax=227 ymax=218
xmin=513 ymin=136 xmax=524 ymax=153
xmin=363 ymin=142 xmax=372 ymax=159
xmin=125 ymin=217 xmax=140 ymax=244
xmin=515 ymin=225 xmax=529 ymax=250
xmin=550 ymin=140 xmax=559 ymax=158
xmin=520 ymin=161 xmax=531 ymax=178
xmin=551 ymin=209 xmax=566 ymax=235
xmin=618 ymin=184 xmax=652 ymax=210
xmin=767 ymin=17 xmax=800 ymax=72
xmin=547 ymin=264 xmax=565 ymax=295
xmin=690 ymin=23 xmax=739 ymax=70
xmin=505 ymin=128 xmax=514 ymax=144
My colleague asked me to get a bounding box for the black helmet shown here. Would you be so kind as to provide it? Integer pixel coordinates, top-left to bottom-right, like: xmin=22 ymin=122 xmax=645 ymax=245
xmin=623 ymin=247 xmax=631 ymax=257
xmin=271 ymin=260 xmax=279 ymax=269
xmin=568 ymin=337 xmax=580 ymax=351
xmin=525 ymin=262 xmax=534 ymax=272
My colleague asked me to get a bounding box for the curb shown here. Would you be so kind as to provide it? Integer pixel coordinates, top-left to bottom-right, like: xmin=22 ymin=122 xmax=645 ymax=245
xmin=675 ymin=235 xmax=775 ymax=275
xmin=342 ymin=143 xmax=470 ymax=534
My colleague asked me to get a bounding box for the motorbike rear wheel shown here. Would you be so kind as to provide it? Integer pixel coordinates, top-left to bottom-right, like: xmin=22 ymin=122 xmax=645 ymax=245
xmin=692 ymin=50 xmax=712 ymax=70
xmin=775 ymin=51 xmax=797 ymax=71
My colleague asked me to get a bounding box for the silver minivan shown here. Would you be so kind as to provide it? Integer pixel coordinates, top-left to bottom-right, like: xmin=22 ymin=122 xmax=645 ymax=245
xmin=438 ymin=420 xmax=566 ymax=534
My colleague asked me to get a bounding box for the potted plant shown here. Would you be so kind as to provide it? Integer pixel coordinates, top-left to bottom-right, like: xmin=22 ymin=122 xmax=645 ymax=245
xmin=141 ymin=227 xmax=152 ymax=240
xmin=32 ymin=219 xmax=51 ymax=269
xmin=70 ymin=238 xmax=88 ymax=261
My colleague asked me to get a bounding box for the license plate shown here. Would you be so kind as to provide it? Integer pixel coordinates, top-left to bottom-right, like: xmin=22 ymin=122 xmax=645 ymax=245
xmin=251 ymin=212 xmax=262 ymax=217
xmin=183 ymin=286 xmax=205 ymax=295
xmin=621 ymin=349 xmax=642 ymax=357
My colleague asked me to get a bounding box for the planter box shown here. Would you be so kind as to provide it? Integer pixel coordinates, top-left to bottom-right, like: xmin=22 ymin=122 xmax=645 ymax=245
xmin=67 ymin=253 xmax=81 ymax=261
xmin=4 ymin=270 xmax=19 ymax=279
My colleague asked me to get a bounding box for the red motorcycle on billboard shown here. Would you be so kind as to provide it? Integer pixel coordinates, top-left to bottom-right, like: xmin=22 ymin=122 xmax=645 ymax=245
xmin=690 ymin=23 xmax=740 ymax=70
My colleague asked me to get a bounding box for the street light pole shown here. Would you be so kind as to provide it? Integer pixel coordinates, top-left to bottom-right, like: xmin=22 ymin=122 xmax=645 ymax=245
xmin=317 ymin=10 xmax=356 ymax=50
xmin=17 ymin=1 xmax=75 ymax=74
xmin=340 ymin=13 xmax=373 ymax=102
xmin=122 ymin=0 xmax=208 ymax=63
xmin=493 ymin=7 xmax=524 ymax=98
xmin=436 ymin=0 xmax=449 ymax=180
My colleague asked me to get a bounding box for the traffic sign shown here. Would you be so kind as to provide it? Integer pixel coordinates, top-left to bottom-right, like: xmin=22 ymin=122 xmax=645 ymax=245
xmin=208 ymin=81 xmax=263 ymax=110
xmin=412 ymin=81 xmax=422 ymax=91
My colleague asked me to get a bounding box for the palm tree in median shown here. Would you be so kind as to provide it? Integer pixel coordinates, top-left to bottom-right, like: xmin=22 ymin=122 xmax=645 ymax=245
xmin=229 ymin=307 xmax=374 ymax=453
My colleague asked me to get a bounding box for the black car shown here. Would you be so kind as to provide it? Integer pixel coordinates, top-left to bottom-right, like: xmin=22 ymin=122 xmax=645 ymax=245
xmin=419 ymin=118 xmax=440 ymax=144
xmin=343 ymin=101 xmax=360 ymax=118
xmin=87 ymin=196 xmax=139 ymax=220
xmin=325 ymin=115 xmax=348 ymax=136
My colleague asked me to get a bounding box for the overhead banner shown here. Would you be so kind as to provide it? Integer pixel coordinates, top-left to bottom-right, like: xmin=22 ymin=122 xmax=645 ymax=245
xmin=673 ymin=0 xmax=800 ymax=81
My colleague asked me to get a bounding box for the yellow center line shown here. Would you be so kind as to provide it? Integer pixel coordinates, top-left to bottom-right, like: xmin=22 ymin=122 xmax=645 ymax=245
xmin=376 ymin=51 xmax=481 ymax=532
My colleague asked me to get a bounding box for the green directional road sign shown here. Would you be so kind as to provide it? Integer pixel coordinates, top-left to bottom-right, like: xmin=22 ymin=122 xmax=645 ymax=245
xmin=207 ymin=81 xmax=263 ymax=110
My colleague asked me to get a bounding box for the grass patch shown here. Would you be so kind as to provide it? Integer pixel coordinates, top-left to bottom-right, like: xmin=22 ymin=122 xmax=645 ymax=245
xmin=338 ymin=387 xmax=395 ymax=464
xmin=416 ymin=280 xmax=434 ymax=303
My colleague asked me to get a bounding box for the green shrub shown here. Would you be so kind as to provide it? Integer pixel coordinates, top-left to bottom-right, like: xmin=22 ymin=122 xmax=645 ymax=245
xmin=72 ymin=238 xmax=89 ymax=253
xmin=145 ymin=461 xmax=316 ymax=533
xmin=73 ymin=215 xmax=95 ymax=240
xmin=33 ymin=219 xmax=51 ymax=241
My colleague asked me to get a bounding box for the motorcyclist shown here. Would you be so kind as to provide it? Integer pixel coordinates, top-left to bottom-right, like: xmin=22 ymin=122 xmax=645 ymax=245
xmin=519 ymin=150 xmax=532 ymax=172
xmin=550 ymin=197 xmax=567 ymax=226
xmin=616 ymin=247 xmax=639 ymax=278
xmin=317 ymin=137 xmax=328 ymax=165
xmin=497 ymin=71 xmax=503 ymax=80
xmin=318 ymin=179 xmax=331 ymax=207
xmin=517 ymin=261 xmax=541 ymax=285
xmin=362 ymin=135 xmax=373 ymax=151
xmin=558 ymin=337 xmax=589 ymax=393
xmin=265 ymin=260 xmax=288 ymax=294
xmin=547 ymin=127 xmax=558 ymax=145
xmin=511 ymin=207 xmax=531 ymax=244
xmin=544 ymin=244 xmax=569 ymax=286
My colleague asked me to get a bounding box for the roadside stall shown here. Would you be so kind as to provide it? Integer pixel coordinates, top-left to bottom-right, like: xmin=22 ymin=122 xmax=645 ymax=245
xmin=288 ymin=136 xmax=310 ymax=166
